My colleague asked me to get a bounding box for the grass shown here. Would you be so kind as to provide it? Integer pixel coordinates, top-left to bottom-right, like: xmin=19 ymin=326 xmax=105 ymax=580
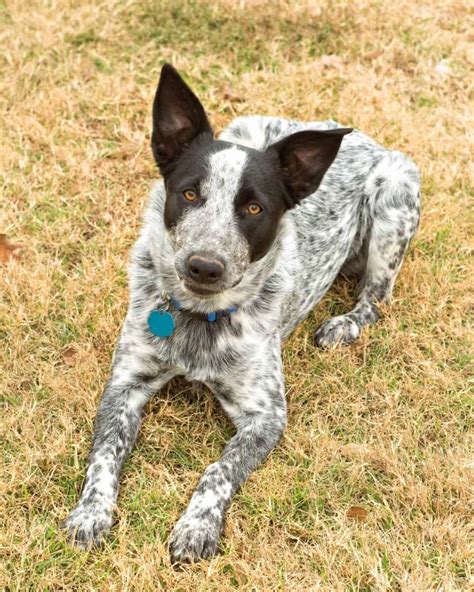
xmin=0 ymin=0 xmax=472 ymax=589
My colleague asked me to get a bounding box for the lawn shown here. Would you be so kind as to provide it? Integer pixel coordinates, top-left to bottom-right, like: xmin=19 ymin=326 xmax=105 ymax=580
xmin=0 ymin=0 xmax=472 ymax=590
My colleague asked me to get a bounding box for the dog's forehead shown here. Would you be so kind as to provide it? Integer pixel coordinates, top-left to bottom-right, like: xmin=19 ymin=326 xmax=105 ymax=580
xmin=201 ymin=145 xmax=248 ymax=199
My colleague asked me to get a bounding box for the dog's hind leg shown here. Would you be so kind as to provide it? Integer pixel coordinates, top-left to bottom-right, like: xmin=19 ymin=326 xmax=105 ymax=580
xmin=314 ymin=152 xmax=420 ymax=348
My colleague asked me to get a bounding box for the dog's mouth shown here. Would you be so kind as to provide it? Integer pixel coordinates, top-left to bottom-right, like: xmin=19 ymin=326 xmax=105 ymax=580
xmin=181 ymin=277 xmax=243 ymax=298
xmin=183 ymin=281 xmax=219 ymax=297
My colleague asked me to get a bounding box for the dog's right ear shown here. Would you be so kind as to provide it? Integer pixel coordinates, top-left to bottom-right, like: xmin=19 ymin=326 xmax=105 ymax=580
xmin=152 ymin=64 xmax=213 ymax=176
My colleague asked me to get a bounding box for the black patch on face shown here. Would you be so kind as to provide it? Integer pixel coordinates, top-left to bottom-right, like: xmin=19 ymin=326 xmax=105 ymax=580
xmin=234 ymin=149 xmax=293 ymax=261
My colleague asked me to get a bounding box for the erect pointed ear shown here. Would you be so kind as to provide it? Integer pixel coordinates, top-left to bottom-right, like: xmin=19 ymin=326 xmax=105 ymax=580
xmin=151 ymin=64 xmax=213 ymax=176
xmin=269 ymin=128 xmax=353 ymax=205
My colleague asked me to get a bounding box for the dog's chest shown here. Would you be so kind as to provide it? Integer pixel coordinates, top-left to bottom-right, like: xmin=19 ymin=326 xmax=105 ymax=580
xmin=146 ymin=310 xmax=263 ymax=382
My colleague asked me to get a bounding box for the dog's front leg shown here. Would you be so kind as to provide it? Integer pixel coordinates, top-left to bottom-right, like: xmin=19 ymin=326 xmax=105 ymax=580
xmin=169 ymin=341 xmax=286 ymax=563
xmin=62 ymin=335 xmax=175 ymax=548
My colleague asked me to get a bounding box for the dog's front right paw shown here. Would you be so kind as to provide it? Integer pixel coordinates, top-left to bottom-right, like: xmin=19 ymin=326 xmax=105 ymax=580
xmin=61 ymin=499 xmax=114 ymax=550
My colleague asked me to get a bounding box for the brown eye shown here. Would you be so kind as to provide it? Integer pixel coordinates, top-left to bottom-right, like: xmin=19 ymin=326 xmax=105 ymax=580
xmin=246 ymin=203 xmax=263 ymax=215
xmin=182 ymin=189 xmax=198 ymax=202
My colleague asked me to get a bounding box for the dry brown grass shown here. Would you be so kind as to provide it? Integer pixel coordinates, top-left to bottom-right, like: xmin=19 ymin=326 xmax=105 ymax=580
xmin=1 ymin=0 xmax=473 ymax=590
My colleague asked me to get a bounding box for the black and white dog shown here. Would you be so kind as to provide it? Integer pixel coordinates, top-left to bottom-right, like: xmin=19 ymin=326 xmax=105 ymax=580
xmin=63 ymin=64 xmax=420 ymax=562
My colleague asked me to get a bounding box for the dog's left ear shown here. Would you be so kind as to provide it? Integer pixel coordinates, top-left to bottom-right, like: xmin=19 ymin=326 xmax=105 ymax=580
xmin=152 ymin=64 xmax=213 ymax=176
xmin=268 ymin=128 xmax=353 ymax=205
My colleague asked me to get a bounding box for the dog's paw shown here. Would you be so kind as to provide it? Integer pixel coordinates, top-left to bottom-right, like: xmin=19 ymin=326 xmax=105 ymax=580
xmin=61 ymin=499 xmax=114 ymax=550
xmin=314 ymin=315 xmax=360 ymax=348
xmin=169 ymin=513 xmax=222 ymax=564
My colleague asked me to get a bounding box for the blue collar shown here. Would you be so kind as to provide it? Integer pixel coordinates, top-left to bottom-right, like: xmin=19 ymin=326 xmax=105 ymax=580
xmin=147 ymin=292 xmax=238 ymax=338
xmin=169 ymin=296 xmax=237 ymax=322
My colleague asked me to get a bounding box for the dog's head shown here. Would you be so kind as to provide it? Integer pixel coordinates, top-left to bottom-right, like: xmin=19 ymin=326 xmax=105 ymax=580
xmin=151 ymin=64 xmax=351 ymax=303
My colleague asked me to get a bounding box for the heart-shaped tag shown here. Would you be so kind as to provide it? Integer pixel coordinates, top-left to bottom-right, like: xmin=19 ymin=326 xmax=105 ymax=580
xmin=147 ymin=309 xmax=175 ymax=338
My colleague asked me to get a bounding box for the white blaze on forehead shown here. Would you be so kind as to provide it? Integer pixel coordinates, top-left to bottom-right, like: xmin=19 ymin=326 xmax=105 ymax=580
xmin=201 ymin=145 xmax=248 ymax=209
xmin=174 ymin=144 xmax=251 ymax=288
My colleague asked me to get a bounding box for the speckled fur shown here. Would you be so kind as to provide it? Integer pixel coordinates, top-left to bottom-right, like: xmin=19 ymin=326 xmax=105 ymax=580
xmin=63 ymin=110 xmax=420 ymax=561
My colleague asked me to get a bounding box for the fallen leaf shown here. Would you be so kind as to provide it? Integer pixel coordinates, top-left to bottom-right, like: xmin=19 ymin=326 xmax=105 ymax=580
xmin=63 ymin=345 xmax=78 ymax=366
xmin=347 ymin=506 xmax=368 ymax=521
xmin=364 ymin=49 xmax=383 ymax=60
xmin=0 ymin=234 xmax=23 ymax=264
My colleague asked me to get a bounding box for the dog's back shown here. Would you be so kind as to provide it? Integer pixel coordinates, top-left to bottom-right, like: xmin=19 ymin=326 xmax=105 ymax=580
xmin=221 ymin=115 xmax=420 ymax=337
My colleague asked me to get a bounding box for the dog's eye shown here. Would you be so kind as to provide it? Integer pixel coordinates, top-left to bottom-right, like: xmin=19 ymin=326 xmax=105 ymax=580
xmin=182 ymin=189 xmax=199 ymax=202
xmin=246 ymin=203 xmax=263 ymax=215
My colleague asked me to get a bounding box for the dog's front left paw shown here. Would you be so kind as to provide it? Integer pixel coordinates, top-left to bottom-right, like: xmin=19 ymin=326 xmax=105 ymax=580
xmin=314 ymin=315 xmax=360 ymax=348
xmin=169 ymin=512 xmax=223 ymax=564
xmin=61 ymin=498 xmax=114 ymax=550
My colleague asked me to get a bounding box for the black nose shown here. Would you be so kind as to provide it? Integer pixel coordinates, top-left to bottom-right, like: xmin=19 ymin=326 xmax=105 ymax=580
xmin=185 ymin=255 xmax=225 ymax=285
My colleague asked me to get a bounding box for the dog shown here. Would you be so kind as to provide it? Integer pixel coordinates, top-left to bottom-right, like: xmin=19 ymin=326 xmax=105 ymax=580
xmin=63 ymin=64 xmax=420 ymax=562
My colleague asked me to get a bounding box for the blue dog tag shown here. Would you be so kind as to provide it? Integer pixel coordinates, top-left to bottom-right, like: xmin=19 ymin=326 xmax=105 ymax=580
xmin=147 ymin=309 xmax=175 ymax=338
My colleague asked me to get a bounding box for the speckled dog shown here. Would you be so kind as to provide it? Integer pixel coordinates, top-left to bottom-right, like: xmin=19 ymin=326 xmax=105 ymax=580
xmin=63 ymin=64 xmax=420 ymax=562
